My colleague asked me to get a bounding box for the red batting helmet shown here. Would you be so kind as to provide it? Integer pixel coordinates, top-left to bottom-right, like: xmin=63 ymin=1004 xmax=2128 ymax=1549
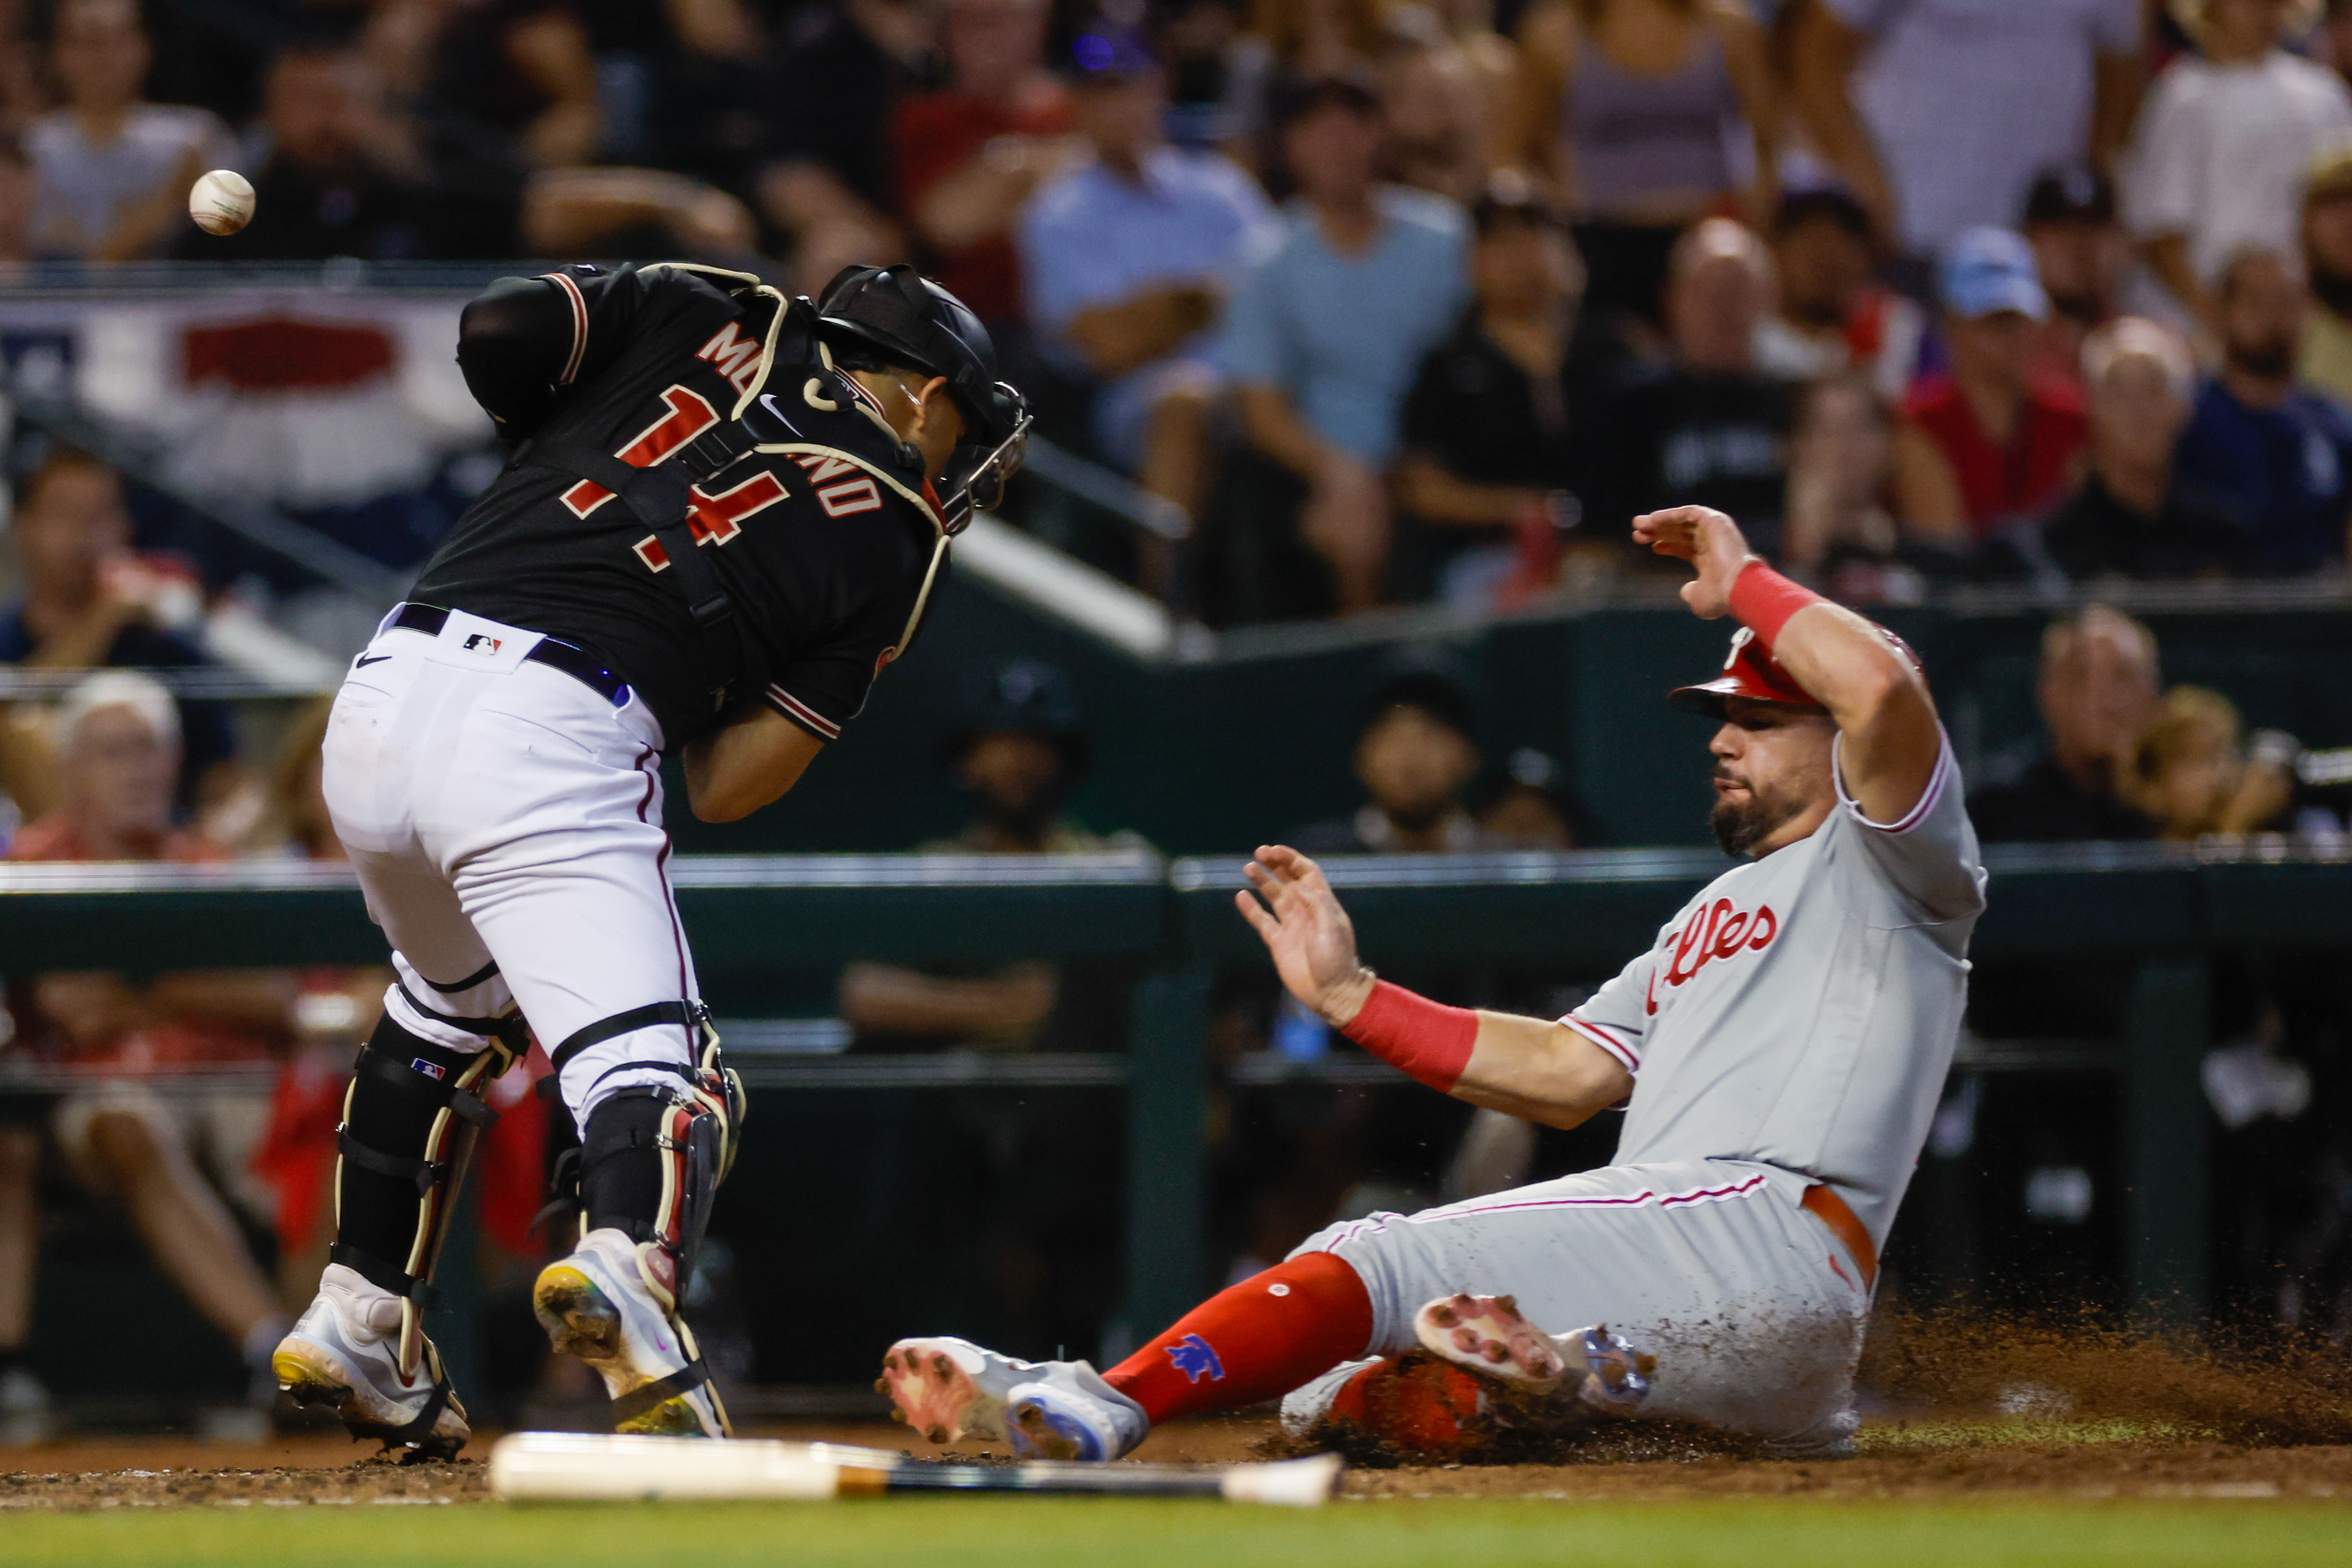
xmin=1668 ymin=625 xmax=1923 ymax=719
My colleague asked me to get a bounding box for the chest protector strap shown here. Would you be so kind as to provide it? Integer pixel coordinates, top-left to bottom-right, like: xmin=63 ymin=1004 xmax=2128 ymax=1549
xmin=520 ymin=420 xmax=759 ymax=711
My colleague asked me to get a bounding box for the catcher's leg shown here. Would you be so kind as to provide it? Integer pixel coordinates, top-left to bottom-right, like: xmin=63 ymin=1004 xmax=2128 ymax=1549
xmin=274 ymin=980 xmax=525 ymax=1459
xmin=532 ymin=1005 xmax=744 ymax=1437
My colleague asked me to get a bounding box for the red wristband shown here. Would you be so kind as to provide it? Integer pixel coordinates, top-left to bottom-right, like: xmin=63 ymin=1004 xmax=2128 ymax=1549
xmin=1726 ymin=560 xmax=1824 ymax=655
xmin=1339 ymin=979 xmax=1478 ymax=1093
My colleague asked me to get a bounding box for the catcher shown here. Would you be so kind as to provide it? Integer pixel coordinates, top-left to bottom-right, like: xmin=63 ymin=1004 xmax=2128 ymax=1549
xmin=272 ymin=260 xmax=1027 ymax=1455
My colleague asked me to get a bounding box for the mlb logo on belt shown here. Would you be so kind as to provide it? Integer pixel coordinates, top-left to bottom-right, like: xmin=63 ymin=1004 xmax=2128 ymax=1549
xmin=411 ymin=1058 xmax=447 ymax=1081
xmin=462 ymin=634 xmax=504 ymax=655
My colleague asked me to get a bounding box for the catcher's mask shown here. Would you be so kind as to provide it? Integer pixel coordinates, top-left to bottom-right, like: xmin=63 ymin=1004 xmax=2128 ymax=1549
xmin=815 ymin=263 xmax=1031 ymax=535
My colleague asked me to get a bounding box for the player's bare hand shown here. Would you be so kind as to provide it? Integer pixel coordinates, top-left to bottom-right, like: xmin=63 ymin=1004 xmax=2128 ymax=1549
xmin=1235 ymin=845 xmax=1376 ymax=1027
xmin=1630 ymin=505 xmax=1754 ymax=620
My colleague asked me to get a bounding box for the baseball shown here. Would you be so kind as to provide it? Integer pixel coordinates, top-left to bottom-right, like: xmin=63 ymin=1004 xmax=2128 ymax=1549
xmin=187 ymin=168 xmax=255 ymax=236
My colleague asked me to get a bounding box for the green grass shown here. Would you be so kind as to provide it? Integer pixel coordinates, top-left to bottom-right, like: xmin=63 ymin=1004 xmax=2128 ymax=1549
xmin=7 ymin=1496 xmax=2351 ymax=1567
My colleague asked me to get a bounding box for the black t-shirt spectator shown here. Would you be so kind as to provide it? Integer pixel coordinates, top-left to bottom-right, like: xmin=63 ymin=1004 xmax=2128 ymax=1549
xmin=1395 ymin=313 xmax=1618 ymax=591
xmin=1399 ymin=314 xmax=1582 ymax=496
xmin=762 ymin=6 xmax=939 ymax=210
xmin=1590 ymin=364 xmax=1795 ymax=556
xmin=1980 ymin=473 xmax=2252 ymax=583
xmin=1967 ymin=756 xmax=2157 ymax=844
xmin=0 ymin=612 xmax=235 ymax=807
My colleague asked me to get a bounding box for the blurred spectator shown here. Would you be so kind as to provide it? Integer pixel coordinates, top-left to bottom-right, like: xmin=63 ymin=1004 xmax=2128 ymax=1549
xmin=1221 ymin=74 xmax=1470 ymax=616
xmin=372 ymin=0 xmax=602 ymax=170
xmin=1394 ymin=176 xmax=1597 ymax=610
xmin=2021 ymin=165 xmax=2129 ymax=380
xmin=0 ymin=449 xmax=234 ymax=815
xmin=0 ymin=140 xmax=32 ymax=270
xmin=2026 ymin=317 xmax=2251 ymax=583
xmin=1 ymin=673 xmax=292 ymax=1414
xmin=1587 ymin=217 xmax=1795 ymax=555
xmin=1506 ymin=0 xmax=1778 ymax=332
xmin=1019 ymin=22 xmax=1274 ymax=542
xmin=1395 ymin=0 xmax=1521 ymax=191
xmin=1790 ymin=0 xmax=2142 ymax=257
xmin=1378 ymin=6 xmax=1495 ymax=205
xmin=1781 ymin=371 xmax=1952 ymax=605
xmin=518 ymin=166 xmax=758 ymax=261
xmin=894 ymin=0 xmax=1081 ymax=325
xmin=2125 ymin=0 xmax=2352 ymax=327
xmin=1294 ymin=664 xmax=1486 ymax=852
xmin=26 ymin=0 xmax=238 ymax=262
xmin=1753 ymin=187 xmax=1924 ymax=400
xmin=839 ymin=657 xmax=1147 ymax=1046
xmin=1967 ymin=604 xmax=2161 ymax=842
xmin=177 ymin=45 xmax=436 ymax=262
xmin=1478 ymin=745 xmax=1583 ymax=847
xmin=1161 ymin=0 xmax=1252 ymax=150
xmin=2124 ymin=684 xmax=2296 ymax=840
xmin=2175 ymin=248 xmax=2352 ymax=574
xmin=1223 ymin=0 xmax=1391 ymax=165
xmin=756 ymin=0 xmax=943 ymax=285
xmin=836 ymin=657 xmax=1139 ymax=1355
xmin=1893 ymin=227 xmax=2089 ymax=545
xmin=2298 ymin=145 xmax=2352 ymax=405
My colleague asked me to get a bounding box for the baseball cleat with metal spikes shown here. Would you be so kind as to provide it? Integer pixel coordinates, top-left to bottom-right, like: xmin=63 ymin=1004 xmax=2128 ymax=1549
xmin=534 ymin=1227 xmax=730 ymax=1438
xmin=878 ymin=1337 xmax=1147 ymax=1459
xmin=1414 ymin=1293 xmax=1656 ymax=1414
xmin=274 ymin=1263 xmax=470 ymax=1460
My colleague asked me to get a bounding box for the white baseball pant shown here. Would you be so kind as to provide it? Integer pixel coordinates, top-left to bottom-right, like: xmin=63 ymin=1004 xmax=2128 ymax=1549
xmin=1293 ymin=1157 xmax=1871 ymax=1451
xmin=320 ymin=607 xmax=702 ymax=1126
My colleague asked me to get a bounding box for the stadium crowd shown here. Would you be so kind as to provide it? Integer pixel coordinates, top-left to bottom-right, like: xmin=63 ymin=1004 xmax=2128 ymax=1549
xmin=0 ymin=1 xmax=2348 ymax=617
xmin=9 ymin=0 xmax=2352 ymax=1436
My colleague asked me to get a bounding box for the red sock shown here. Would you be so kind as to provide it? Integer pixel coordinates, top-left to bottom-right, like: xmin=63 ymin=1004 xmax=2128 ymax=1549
xmin=1104 ymin=1252 xmax=1373 ymax=1425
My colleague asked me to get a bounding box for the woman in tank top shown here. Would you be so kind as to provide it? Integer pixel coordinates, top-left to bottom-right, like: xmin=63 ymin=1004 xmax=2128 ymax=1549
xmin=1505 ymin=0 xmax=1778 ymax=332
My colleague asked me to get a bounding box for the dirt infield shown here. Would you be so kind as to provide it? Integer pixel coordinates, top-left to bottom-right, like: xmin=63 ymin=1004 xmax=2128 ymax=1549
xmin=7 ymin=1316 xmax=2351 ymax=1514
xmin=7 ymin=1421 xmax=2352 ymax=1512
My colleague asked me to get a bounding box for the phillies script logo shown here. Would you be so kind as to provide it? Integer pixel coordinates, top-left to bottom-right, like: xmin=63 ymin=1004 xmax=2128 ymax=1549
xmin=1647 ymin=897 xmax=1779 ymax=1013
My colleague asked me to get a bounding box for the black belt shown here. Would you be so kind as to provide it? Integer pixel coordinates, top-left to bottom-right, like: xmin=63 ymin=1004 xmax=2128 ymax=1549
xmin=384 ymin=603 xmax=629 ymax=708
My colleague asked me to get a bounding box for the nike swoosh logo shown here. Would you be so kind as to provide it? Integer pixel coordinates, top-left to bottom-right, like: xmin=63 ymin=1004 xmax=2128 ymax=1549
xmin=354 ymin=654 xmax=392 ymax=667
xmin=757 ymin=393 xmax=803 ymax=435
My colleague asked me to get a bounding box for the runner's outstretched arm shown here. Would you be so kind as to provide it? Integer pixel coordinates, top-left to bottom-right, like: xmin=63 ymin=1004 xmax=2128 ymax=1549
xmin=1235 ymin=845 xmax=1632 ymax=1127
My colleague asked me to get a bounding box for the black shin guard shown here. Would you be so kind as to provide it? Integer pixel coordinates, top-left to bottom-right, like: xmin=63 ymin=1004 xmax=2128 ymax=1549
xmin=577 ymin=1087 xmax=724 ymax=1309
xmin=332 ymin=1013 xmax=506 ymax=1343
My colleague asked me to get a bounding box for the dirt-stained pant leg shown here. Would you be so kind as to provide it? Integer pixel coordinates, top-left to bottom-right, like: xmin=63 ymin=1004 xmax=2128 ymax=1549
xmin=1290 ymin=1159 xmax=1869 ymax=1451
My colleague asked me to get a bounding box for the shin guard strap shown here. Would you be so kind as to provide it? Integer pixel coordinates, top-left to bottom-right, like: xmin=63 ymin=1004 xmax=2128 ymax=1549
xmin=329 ymin=1241 xmax=440 ymax=1308
xmin=608 ymin=1358 xmax=711 ymax=1426
xmin=336 ymin=1128 xmax=447 ymax=1197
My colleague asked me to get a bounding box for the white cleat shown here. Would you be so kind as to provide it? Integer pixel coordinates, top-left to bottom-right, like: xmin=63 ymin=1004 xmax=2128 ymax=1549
xmin=274 ymin=1264 xmax=470 ymax=1458
xmin=533 ymin=1228 xmax=730 ymax=1438
xmin=1413 ymin=1293 xmax=1656 ymax=1415
xmin=878 ymin=1336 xmax=1147 ymax=1460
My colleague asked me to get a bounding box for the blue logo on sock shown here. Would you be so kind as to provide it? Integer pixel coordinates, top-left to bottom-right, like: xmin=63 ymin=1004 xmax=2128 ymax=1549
xmin=1165 ymin=1333 xmax=1225 ymax=1384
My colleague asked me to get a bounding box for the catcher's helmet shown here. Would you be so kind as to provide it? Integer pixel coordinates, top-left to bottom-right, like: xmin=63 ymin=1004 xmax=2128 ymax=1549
xmin=815 ymin=264 xmax=1031 ymax=531
xmin=1670 ymin=624 xmax=1922 ymax=718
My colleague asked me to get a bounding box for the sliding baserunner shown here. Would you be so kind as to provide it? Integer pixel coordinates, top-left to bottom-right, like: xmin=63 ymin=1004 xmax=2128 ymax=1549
xmin=880 ymin=502 xmax=1985 ymax=1459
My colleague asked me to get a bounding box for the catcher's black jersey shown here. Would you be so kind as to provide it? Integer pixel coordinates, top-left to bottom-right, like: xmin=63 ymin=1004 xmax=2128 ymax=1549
xmin=412 ymin=262 xmax=940 ymax=749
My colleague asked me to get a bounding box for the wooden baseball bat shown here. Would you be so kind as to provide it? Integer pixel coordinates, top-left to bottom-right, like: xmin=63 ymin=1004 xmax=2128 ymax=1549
xmin=488 ymin=1432 xmax=1342 ymax=1507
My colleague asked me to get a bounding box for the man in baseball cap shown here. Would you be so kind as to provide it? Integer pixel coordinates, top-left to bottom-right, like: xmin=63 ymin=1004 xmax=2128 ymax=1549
xmin=1897 ymin=225 xmax=2087 ymax=539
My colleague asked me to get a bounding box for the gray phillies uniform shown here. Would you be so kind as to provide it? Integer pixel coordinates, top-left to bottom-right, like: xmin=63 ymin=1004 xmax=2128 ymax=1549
xmin=1293 ymin=734 xmax=1986 ymax=1449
